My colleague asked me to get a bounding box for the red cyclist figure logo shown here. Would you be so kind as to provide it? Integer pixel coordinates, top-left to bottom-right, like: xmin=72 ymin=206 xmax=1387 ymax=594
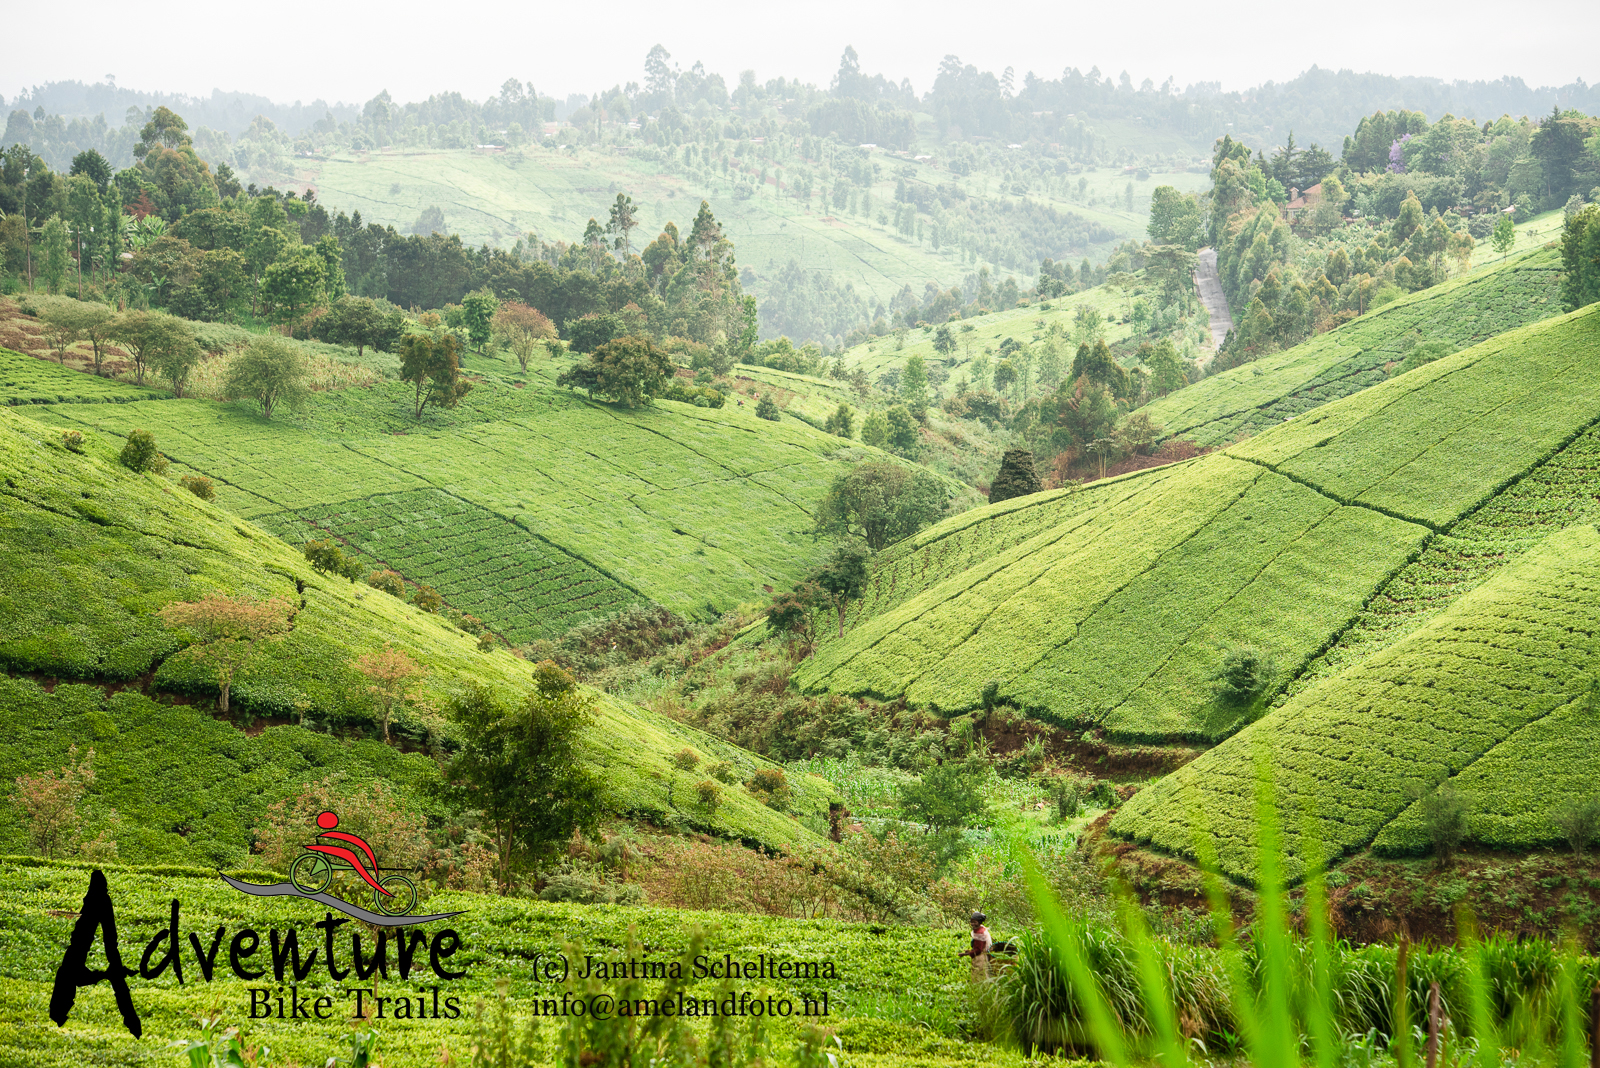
xmin=288 ymin=811 xmax=419 ymax=917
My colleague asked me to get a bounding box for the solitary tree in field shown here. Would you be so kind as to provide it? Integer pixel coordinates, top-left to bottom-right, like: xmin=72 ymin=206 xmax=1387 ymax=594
xmin=158 ymin=594 xmax=294 ymax=714
xmin=353 ymin=646 xmax=427 ymax=743
xmin=491 ymin=301 xmax=557 ymax=371
xmin=1492 ymin=213 xmax=1516 ymax=264
xmin=111 ymin=310 xmax=197 ymax=386
xmin=223 ymin=335 xmax=313 ymax=419
xmin=811 ymin=542 xmax=871 ymax=637
xmin=813 ymin=462 xmax=949 ymax=551
xmin=398 ymin=332 xmax=472 ymax=419
xmin=444 ymin=662 xmax=604 ymax=893
xmin=557 ymin=335 xmax=671 ymax=408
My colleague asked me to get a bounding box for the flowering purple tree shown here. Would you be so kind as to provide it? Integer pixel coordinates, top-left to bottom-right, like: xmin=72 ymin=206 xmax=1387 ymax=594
xmin=1387 ymin=134 xmax=1412 ymax=174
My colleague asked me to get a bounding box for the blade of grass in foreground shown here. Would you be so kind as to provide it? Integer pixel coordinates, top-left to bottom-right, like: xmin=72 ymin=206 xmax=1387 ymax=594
xmin=1299 ymin=811 xmax=1340 ymax=1068
xmin=1023 ymin=851 xmax=1130 ymax=1066
xmin=1250 ymin=756 xmax=1300 ymax=1068
xmin=1115 ymin=884 xmax=1189 ymax=1068
xmin=1456 ymin=910 xmax=1502 ymax=1068
xmin=1188 ymin=784 xmax=1260 ymax=1060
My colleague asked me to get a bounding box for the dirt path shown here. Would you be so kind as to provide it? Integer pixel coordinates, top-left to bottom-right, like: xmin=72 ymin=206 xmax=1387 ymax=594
xmin=1193 ymin=248 xmax=1233 ymax=358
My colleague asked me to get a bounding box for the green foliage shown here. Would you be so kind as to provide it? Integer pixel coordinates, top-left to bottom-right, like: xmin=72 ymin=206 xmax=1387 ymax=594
xmin=861 ymin=409 xmax=888 ymax=447
xmin=824 ymin=402 xmax=855 ymax=438
xmin=222 ymin=334 xmax=312 ymax=419
xmin=812 ymin=461 xmax=951 ymax=552
xmin=898 ymin=755 xmax=989 ymax=834
xmin=1553 ymin=796 xmax=1600 ymax=856
xmin=810 ymin=541 xmax=871 ymax=639
xmin=458 ymin=288 xmax=499 ymax=350
xmin=178 ymin=474 xmax=214 ymax=500
xmin=117 ymin=427 xmax=164 ymax=473
xmin=444 ymin=665 xmax=605 ymax=890
xmin=754 ymin=392 xmax=780 ymax=420
xmin=885 ymin=404 xmax=918 ymax=453
xmin=1210 ymin=646 xmax=1276 ymax=704
xmin=302 ymin=538 xmax=362 ymax=582
xmin=557 ymin=335 xmax=672 ymax=408
xmin=987 ymin=449 xmax=1041 ymax=504
xmin=1560 ymin=204 xmax=1600 ymax=310
xmin=398 ymin=331 xmax=472 ymax=418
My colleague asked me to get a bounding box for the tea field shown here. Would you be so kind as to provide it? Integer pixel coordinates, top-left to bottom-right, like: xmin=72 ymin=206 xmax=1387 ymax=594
xmin=1139 ymin=246 xmax=1565 ymax=446
xmin=0 ymin=346 xmax=171 ymax=406
xmin=792 ymin=304 xmax=1600 ymax=741
xmin=0 ymin=861 xmax=1012 ymax=1068
xmin=0 ymin=407 xmax=833 ymax=866
xmin=1109 ymin=524 xmax=1600 ymax=883
xmin=23 ymin=355 xmax=906 ymax=640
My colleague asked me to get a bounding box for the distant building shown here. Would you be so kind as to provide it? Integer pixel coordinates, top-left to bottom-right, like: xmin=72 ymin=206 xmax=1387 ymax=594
xmin=1283 ymin=183 xmax=1323 ymax=221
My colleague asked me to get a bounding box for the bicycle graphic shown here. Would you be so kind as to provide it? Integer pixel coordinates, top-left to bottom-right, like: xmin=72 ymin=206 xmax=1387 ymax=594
xmin=289 ymin=810 xmax=418 ymax=917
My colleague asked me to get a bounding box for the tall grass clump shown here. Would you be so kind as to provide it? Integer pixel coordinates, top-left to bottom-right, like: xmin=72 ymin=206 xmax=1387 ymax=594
xmin=994 ymin=757 xmax=1600 ymax=1066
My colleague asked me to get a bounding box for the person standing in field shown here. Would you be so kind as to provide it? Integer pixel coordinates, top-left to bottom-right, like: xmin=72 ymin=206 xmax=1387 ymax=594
xmin=959 ymin=910 xmax=993 ymax=980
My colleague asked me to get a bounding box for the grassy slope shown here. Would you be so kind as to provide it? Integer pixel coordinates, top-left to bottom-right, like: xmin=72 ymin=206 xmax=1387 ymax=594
xmin=19 ymin=352 xmax=889 ymax=641
xmin=0 ymin=345 xmax=171 ymax=404
xmin=0 ymin=407 xmax=829 ymax=864
xmin=791 ymin=305 xmax=1600 ymax=740
xmin=835 ymin=280 xmax=1140 ymax=383
xmin=1109 ymin=524 xmax=1600 ymax=883
xmin=0 ymin=862 xmax=1006 ymax=1068
xmin=297 ymin=145 xmax=1208 ymax=312
xmin=1138 ymin=245 xmax=1565 ymax=446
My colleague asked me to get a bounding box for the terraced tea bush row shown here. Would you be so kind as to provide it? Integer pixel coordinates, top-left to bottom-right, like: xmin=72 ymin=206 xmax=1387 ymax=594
xmin=31 ymin=368 xmax=876 ymax=631
xmin=1143 ymin=247 xmax=1565 ymax=446
xmin=255 ymin=488 xmax=646 ymax=643
xmin=1233 ymin=304 xmax=1600 ymax=529
xmin=797 ymin=455 xmax=1428 ymax=740
xmin=0 ymin=409 xmax=831 ymax=858
xmin=1110 ymin=526 xmax=1600 ymax=881
xmin=0 ymin=346 xmax=169 ymax=405
xmin=1293 ymin=423 xmax=1600 ymax=694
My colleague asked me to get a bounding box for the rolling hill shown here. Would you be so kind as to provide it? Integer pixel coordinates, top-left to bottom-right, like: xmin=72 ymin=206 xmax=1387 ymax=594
xmin=1109 ymin=524 xmax=1600 ymax=883
xmin=295 ymin=143 xmax=1209 ymax=335
xmin=1138 ymin=244 xmax=1566 ymax=446
xmin=0 ymin=405 xmax=831 ymax=866
xmin=790 ymin=303 xmax=1600 ymax=742
xmin=14 ymin=347 xmax=899 ymax=644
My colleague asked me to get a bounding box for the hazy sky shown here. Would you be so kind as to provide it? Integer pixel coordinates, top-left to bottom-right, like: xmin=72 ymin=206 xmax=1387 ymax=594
xmin=8 ymin=0 xmax=1598 ymax=107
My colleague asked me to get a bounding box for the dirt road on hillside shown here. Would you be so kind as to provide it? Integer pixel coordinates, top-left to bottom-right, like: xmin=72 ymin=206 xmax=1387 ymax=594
xmin=1193 ymin=248 xmax=1233 ymax=359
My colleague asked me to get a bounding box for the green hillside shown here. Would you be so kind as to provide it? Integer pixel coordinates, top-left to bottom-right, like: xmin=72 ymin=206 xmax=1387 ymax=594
xmin=1108 ymin=524 xmax=1600 ymax=883
xmin=1140 ymin=246 xmax=1565 ymax=446
xmin=0 ymin=407 xmax=830 ymax=865
xmin=298 ymin=145 xmax=1208 ymax=325
xmin=18 ymin=349 xmax=888 ymax=642
xmin=790 ymin=304 xmax=1600 ymax=740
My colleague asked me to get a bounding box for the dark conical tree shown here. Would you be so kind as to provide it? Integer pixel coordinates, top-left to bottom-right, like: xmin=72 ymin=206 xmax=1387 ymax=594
xmin=988 ymin=449 xmax=1041 ymax=504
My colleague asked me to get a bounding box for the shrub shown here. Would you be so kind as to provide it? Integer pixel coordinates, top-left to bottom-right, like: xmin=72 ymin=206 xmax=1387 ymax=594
xmin=1419 ymin=780 xmax=1469 ymax=863
xmin=989 ymin=448 xmax=1042 ymax=503
xmin=672 ymin=747 xmax=701 ymax=773
xmin=1211 ymin=646 xmax=1277 ymax=703
xmin=709 ymin=761 xmax=736 ymax=784
xmin=695 ymin=779 xmax=722 ymax=814
xmin=367 ymin=569 xmax=407 ymax=598
xmin=179 ymin=474 xmax=216 ymax=500
xmin=1553 ymin=796 xmax=1600 ymax=856
xmin=10 ymin=744 xmax=119 ymax=860
xmin=411 ymin=585 xmax=445 ymax=613
xmin=1050 ymin=778 xmax=1084 ymax=823
xmin=477 ymin=632 xmax=498 ymax=652
xmin=747 ymin=768 xmax=791 ymax=810
xmin=755 ymin=393 xmax=781 ymax=421
xmin=118 ymin=428 xmax=164 ymax=473
xmin=302 ymin=538 xmax=361 ymax=582
xmin=61 ymin=429 xmax=84 ymax=453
